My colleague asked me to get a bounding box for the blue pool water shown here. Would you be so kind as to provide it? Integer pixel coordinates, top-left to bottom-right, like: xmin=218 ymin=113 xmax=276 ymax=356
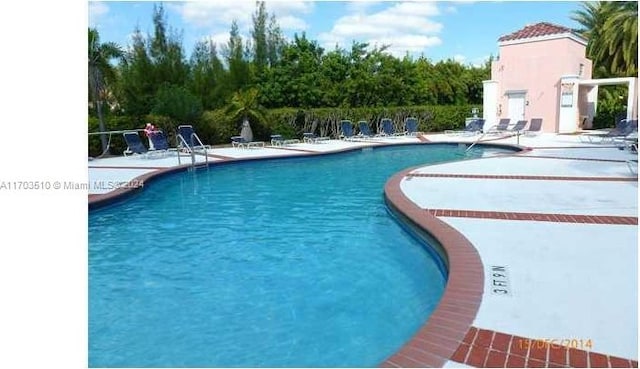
xmin=89 ymin=144 xmax=510 ymax=367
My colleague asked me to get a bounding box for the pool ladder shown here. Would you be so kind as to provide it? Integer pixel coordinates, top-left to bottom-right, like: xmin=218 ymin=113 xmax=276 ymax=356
xmin=466 ymin=132 xmax=487 ymax=152
xmin=176 ymin=133 xmax=209 ymax=171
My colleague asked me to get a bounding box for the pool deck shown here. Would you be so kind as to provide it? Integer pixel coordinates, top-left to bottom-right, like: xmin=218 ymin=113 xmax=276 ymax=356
xmin=88 ymin=132 xmax=638 ymax=368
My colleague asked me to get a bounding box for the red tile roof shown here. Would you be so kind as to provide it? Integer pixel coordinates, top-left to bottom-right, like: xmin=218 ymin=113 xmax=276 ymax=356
xmin=498 ymin=22 xmax=576 ymax=42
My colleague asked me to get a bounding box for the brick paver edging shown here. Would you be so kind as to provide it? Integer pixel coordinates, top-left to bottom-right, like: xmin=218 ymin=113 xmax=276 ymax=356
xmin=382 ymin=167 xmax=485 ymax=367
xmin=452 ymin=326 xmax=638 ymax=368
xmin=426 ymin=208 xmax=638 ymax=225
xmin=406 ymin=173 xmax=638 ymax=182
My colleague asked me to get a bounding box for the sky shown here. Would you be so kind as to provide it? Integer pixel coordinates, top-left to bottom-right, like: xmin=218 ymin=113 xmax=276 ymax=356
xmin=89 ymin=1 xmax=585 ymax=67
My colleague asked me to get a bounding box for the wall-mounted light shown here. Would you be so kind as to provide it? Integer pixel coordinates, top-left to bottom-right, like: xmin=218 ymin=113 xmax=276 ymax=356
xmin=579 ymin=63 xmax=584 ymax=76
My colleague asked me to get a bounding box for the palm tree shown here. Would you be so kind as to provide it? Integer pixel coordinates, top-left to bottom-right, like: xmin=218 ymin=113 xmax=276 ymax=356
xmin=600 ymin=1 xmax=637 ymax=76
xmin=224 ymin=88 xmax=269 ymax=141
xmin=572 ymin=2 xmax=637 ymax=77
xmin=88 ymin=28 xmax=124 ymax=154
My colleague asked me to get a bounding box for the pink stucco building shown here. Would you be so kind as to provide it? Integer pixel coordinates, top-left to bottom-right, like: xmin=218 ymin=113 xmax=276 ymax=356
xmin=484 ymin=22 xmax=638 ymax=133
xmin=483 ymin=23 xmax=592 ymax=133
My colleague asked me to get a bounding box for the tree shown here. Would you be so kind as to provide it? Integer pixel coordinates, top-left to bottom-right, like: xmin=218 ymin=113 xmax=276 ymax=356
xmin=88 ymin=28 xmax=123 ymax=153
xmin=252 ymin=1 xmax=268 ymax=76
xmin=272 ymin=33 xmax=324 ymax=107
xmin=573 ymin=1 xmax=637 ymax=77
xmin=189 ymin=39 xmax=226 ymax=110
xmin=224 ymin=20 xmax=252 ymax=92
xmin=266 ymin=14 xmax=286 ymax=67
xmin=600 ymin=1 xmax=637 ymax=76
xmin=148 ymin=3 xmax=189 ymax=87
xmin=118 ymin=27 xmax=155 ymax=117
xmin=151 ymin=84 xmax=203 ymax=123
xmin=118 ymin=5 xmax=189 ymax=118
xmin=225 ymin=88 xmax=269 ymax=129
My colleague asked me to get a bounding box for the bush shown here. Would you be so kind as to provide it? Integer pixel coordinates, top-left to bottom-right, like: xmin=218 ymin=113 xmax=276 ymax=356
xmin=88 ymin=115 xmax=142 ymax=157
xmin=264 ymin=105 xmax=479 ymax=138
xmin=151 ymin=84 xmax=203 ymax=123
xmin=88 ymin=104 xmax=481 ymax=154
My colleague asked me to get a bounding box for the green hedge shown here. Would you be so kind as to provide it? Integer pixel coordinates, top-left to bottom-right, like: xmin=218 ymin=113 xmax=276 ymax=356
xmin=88 ymin=114 xmax=200 ymax=157
xmin=264 ymin=105 xmax=479 ymax=139
xmin=88 ymin=104 xmax=480 ymax=154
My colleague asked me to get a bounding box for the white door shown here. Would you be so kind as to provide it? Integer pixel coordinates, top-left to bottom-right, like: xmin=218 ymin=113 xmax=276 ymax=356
xmin=507 ymin=93 xmax=526 ymax=122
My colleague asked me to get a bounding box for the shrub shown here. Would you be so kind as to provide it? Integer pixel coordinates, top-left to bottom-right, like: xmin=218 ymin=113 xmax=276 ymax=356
xmin=151 ymin=84 xmax=203 ymax=123
xmin=88 ymin=104 xmax=482 ymax=154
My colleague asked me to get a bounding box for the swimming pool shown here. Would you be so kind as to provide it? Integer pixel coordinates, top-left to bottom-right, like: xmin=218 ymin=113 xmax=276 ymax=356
xmin=89 ymin=144 xmax=511 ymax=367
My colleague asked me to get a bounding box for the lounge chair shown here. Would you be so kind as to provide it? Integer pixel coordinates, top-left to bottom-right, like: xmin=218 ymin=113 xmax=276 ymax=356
xmin=340 ymin=120 xmax=357 ymax=141
xmin=358 ymin=121 xmax=376 ymax=139
xmin=231 ymin=135 xmax=265 ymax=149
xmin=486 ymin=118 xmax=511 ymax=135
xmin=380 ymin=118 xmax=402 ymax=137
xmin=147 ymin=130 xmax=178 ymax=157
xmin=270 ymin=134 xmax=300 ymax=146
xmin=303 ymin=121 xmax=330 ymax=143
xmin=506 ymin=120 xmax=528 ymax=134
xmin=583 ymin=119 xmax=637 ymax=144
xmin=404 ymin=117 xmax=420 ymax=136
xmin=445 ymin=119 xmax=485 ymax=136
xmin=524 ymin=118 xmax=542 ymax=136
xmin=123 ymin=131 xmax=148 ymax=157
xmin=177 ymin=125 xmax=211 ymax=153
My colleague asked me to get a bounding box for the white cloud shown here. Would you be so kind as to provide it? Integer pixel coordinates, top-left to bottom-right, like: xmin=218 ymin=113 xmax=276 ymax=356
xmin=173 ymin=1 xmax=311 ymax=31
xmin=88 ymin=2 xmax=109 ymax=27
xmin=470 ymin=55 xmax=491 ymax=68
xmin=278 ymin=15 xmax=308 ymax=31
xmin=449 ymin=54 xmax=491 ymax=67
xmin=172 ymin=1 xmax=254 ymax=29
xmin=453 ymin=54 xmax=466 ymax=63
xmin=202 ymin=32 xmax=234 ymax=49
xmin=171 ymin=1 xmax=311 ymax=51
xmin=318 ymin=1 xmax=443 ymax=57
xmin=268 ymin=1 xmax=314 ymax=15
xmin=345 ymin=1 xmax=382 ymax=14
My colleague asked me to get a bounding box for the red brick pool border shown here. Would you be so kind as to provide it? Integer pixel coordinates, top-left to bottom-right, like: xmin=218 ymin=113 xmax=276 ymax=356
xmin=453 ymin=326 xmax=638 ymax=368
xmin=382 ymin=167 xmax=486 ymax=367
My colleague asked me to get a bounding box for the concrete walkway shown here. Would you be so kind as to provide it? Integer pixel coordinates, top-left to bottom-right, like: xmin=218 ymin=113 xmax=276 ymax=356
xmin=88 ymin=132 xmax=638 ymax=367
xmin=385 ymin=133 xmax=638 ymax=368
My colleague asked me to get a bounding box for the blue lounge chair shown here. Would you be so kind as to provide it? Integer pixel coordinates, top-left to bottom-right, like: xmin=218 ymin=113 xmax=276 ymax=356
xmin=123 ymin=131 xmax=149 ymax=157
xmin=341 ymin=120 xmax=356 ymax=141
xmin=486 ymin=118 xmax=511 ymax=135
xmin=445 ymin=119 xmax=485 ymax=136
xmin=358 ymin=121 xmax=375 ymax=139
xmin=380 ymin=118 xmax=401 ymax=137
xmin=148 ymin=131 xmax=170 ymax=151
xmin=177 ymin=125 xmax=211 ymax=153
xmin=147 ymin=130 xmax=180 ymax=158
xmin=404 ymin=117 xmax=419 ymax=136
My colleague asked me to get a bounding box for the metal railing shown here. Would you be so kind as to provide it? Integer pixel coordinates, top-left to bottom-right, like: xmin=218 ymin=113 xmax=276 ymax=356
xmin=88 ymin=129 xmax=145 ymax=158
xmin=466 ymin=132 xmax=487 ymax=152
xmin=176 ymin=132 xmax=209 ymax=170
